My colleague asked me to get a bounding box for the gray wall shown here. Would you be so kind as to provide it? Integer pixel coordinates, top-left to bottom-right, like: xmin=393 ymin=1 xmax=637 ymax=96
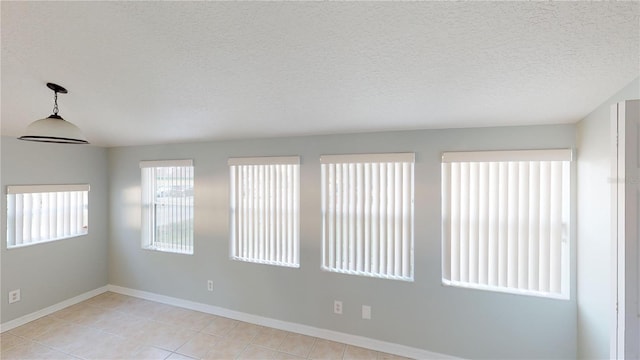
xmin=109 ymin=125 xmax=577 ymax=359
xmin=0 ymin=137 xmax=109 ymax=323
xmin=576 ymin=77 xmax=640 ymax=359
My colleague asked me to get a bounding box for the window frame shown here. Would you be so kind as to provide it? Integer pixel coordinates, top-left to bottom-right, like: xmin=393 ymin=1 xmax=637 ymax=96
xmin=320 ymin=152 xmax=415 ymax=281
xmin=441 ymin=148 xmax=572 ymax=299
xmin=6 ymin=184 xmax=90 ymax=249
xmin=228 ymin=156 xmax=301 ymax=268
xmin=140 ymin=159 xmax=194 ymax=255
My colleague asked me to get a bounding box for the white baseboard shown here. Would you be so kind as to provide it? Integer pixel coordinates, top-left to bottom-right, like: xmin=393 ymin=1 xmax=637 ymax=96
xmin=0 ymin=285 xmax=109 ymax=333
xmin=108 ymin=284 xmax=460 ymax=360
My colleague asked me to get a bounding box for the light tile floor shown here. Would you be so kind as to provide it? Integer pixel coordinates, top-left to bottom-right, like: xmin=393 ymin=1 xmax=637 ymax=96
xmin=1 ymin=292 xmax=411 ymax=360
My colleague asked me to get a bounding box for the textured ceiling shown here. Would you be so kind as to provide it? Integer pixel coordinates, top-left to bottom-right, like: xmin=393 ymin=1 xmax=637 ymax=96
xmin=1 ymin=1 xmax=638 ymax=147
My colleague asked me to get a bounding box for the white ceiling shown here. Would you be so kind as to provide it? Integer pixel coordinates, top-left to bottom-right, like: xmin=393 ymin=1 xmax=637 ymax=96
xmin=1 ymin=1 xmax=638 ymax=147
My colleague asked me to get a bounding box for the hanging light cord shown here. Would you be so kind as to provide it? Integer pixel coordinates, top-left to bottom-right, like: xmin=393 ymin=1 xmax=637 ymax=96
xmin=53 ymin=91 xmax=59 ymax=115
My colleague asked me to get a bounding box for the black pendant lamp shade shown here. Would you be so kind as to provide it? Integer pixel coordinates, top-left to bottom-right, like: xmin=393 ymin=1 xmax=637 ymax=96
xmin=19 ymin=83 xmax=89 ymax=144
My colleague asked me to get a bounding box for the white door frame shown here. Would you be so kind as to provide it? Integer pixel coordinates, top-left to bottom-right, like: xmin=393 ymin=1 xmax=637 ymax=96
xmin=611 ymin=100 xmax=639 ymax=360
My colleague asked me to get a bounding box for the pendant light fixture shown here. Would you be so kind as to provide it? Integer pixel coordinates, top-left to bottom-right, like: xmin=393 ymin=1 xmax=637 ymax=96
xmin=19 ymin=83 xmax=89 ymax=144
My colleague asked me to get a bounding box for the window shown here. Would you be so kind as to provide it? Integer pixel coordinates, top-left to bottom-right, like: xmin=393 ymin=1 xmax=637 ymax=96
xmin=320 ymin=153 xmax=415 ymax=281
xmin=140 ymin=160 xmax=194 ymax=255
xmin=441 ymin=149 xmax=572 ymax=299
xmin=229 ymin=156 xmax=300 ymax=267
xmin=6 ymin=184 xmax=89 ymax=248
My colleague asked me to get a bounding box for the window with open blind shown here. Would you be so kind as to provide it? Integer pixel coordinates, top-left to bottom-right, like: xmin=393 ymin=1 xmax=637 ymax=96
xmin=140 ymin=160 xmax=194 ymax=255
xmin=321 ymin=153 xmax=415 ymax=281
xmin=229 ymin=156 xmax=300 ymax=267
xmin=441 ymin=149 xmax=572 ymax=299
xmin=7 ymin=184 xmax=89 ymax=248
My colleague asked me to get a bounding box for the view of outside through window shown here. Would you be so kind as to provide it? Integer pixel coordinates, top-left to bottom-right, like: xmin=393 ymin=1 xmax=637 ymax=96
xmin=147 ymin=166 xmax=194 ymax=254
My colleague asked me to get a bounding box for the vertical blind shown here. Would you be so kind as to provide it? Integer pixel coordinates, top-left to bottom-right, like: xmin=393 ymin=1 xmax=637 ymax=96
xmin=441 ymin=149 xmax=572 ymax=298
xmin=7 ymin=184 xmax=90 ymax=248
xmin=140 ymin=160 xmax=194 ymax=255
xmin=229 ymin=156 xmax=300 ymax=267
xmin=320 ymin=153 xmax=415 ymax=281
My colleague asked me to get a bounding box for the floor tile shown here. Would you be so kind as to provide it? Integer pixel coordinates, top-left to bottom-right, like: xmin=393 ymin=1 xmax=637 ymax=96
xmin=85 ymin=291 xmax=135 ymax=311
xmin=273 ymin=350 xmax=307 ymax=360
xmin=309 ymin=339 xmax=347 ymax=360
xmin=0 ymin=340 xmax=78 ymax=360
xmin=167 ymin=352 xmax=199 ymax=360
xmin=226 ymin=321 xmax=262 ymax=342
xmin=83 ymin=292 xmax=115 ymax=308
xmin=159 ymin=307 xmax=216 ymax=332
xmin=134 ymin=320 xmax=198 ymax=351
xmin=278 ymin=332 xmax=316 ymax=358
xmin=9 ymin=315 xmax=66 ymax=341
xmin=202 ymin=336 xmax=250 ymax=359
xmin=0 ymin=332 xmax=27 ymax=350
xmin=124 ymin=298 xmax=176 ymax=319
xmin=50 ymin=302 xmax=92 ymax=321
xmin=72 ymin=332 xmax=143 ymax=360
xmin=175 ymin=332 xmax=221 ymax=359
xmin=252 ymin=327 xmax=288 ymax=349
xmin=344 ymin=344 xmax=379 ymax=359
xmin=134 ymin=346 xmax=173 ymax=359
xmin=35 ymin=322 xmax=102 ymax=354
xmin=57 ymin=303 xmax=117 ymax=328
xmin=200 ymin=315 xmax=239 ymax=337
xmin=238 ymin=344 xmax=278 ymax=359
xmin=88 ymin=308 xmax=128 ymax=331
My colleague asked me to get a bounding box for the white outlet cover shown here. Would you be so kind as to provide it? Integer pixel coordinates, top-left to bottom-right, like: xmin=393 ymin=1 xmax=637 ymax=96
xmin=8 ymin=289 xmax=20 ymax=304
xmin=362 ymin=305 xmax=371 ymax=319
xmin=334 ymin=300 xmax=343 ymax=314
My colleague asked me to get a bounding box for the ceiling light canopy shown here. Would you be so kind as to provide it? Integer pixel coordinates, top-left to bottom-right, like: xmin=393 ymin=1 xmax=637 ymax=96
xmin=19 ymin=83 xmax=89 ymax=144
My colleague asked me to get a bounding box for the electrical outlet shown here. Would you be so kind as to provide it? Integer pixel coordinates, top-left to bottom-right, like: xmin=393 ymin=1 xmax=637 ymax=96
xmin=334 ymin=300 xmax=342 ymax=314
xmin=8 ymin=289 xmax=20 ymax=304
xmin=207 ymin=280 xmax=214 ymax=292
xmin=362 ymin=305 xmax=371 ymax=320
